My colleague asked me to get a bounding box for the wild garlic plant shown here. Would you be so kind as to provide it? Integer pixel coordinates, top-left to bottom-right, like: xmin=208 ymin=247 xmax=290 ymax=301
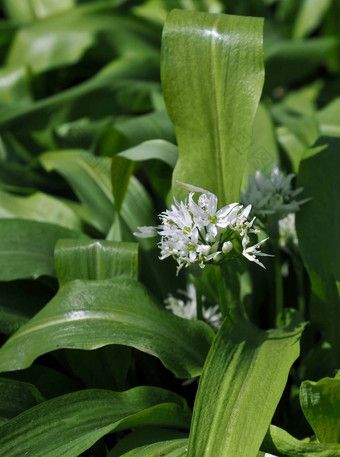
xmin=242 ymin=165 xmax=310 ymax=323
xmin=135 ymin=182 xmax=270 ymax=319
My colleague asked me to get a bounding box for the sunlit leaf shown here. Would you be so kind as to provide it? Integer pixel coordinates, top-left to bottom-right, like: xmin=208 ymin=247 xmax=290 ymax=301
xmin=186 ymin=311 xmax=305 ymax=457
xmin=300 ymin=377 xmax=340 ymax=443
xmin=0 ymin=387 xmax=191 ymax=457
xmin=161 ymin=10 xmax=264 ymax=204
xmin=0 ymin=277 xmax=214 ymax=378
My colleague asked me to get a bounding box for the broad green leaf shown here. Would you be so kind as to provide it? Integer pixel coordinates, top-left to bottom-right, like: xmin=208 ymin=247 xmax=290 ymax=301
xmin=0 ymin=57 xmax=160 ymax=132
xmin=111 ymin=155 xmax=136 ymax=214
xmin=262 ymin=424 xmax=340 ymax=457
xmin=55 ymin=238 xmax=134 ymax=390
xmin=161 ymin=10 xmax=264 ymax=204
xmin=0 ymin=387 xmax=191 ymax=457
xmin=300 ymin=378 xmax=340 ymax=443
xmin=0 ymin=277 xmax=214 ymax=378
xmin=293 ymin=0 xmax=332 ymax=40
xmin=55 ymin=239 xmax=139 ymax=286
xmin=1 ymin=364 xmax=80 ymax=400
xmin=296 ymin=137 xmax=340 ymax=359
xmin=0 ymin=66 xmax=32 ymax=107
xmin=0 ymin=280 xmax=52 ymax=335
xmin=0 ymin=377 xmax=44 ymax=423
xmin=40 ymin=150 xmax=155 ymax=237
xmin=108 ymin=111 xmax=176 ymax=153
xmin=40 ymin=150 xmax=113 ymax=233
xmin=0 ymin=219 xmax=85 ymax=281
xmin=297 ymin=137 xmax=340 ymax=279
xmin=120 ymin=439 xmax=188 ymax=457
xmin=108 ymin=428 xmax=188 ymax=457
xmin=6 ymin=4 xmax=159 ymax=74
xmin=317 ymin=99 xmax=340 ymax=137
xmin=118 ymin=140 xmax=178 ymax=168
xmin=187 ymin=311 xmax=305 ymax=457
xmin=0 ymin=189 xmax=82 ymax=230
xmin=4 ymin=0 xmax=75 ymax=21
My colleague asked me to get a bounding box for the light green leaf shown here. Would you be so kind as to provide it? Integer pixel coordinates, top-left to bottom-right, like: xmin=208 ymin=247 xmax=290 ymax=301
xmin=300 ymin=378 xmax=340 ymax=443
xmin=0 ymin=277 xmax=214 ymax=378
xmin=161 ymin=10 xmax=264 ymax=204
xmin=0 ymin=387 xmax=191 ymax=457
xmin=55 ymin=239 xmax=139 ymax=286
xmin=0 ymin=219 xmax=85 ymax=281
xmin=0 ymin=377 xmax=44 ymax=423
xmin=262 ymin=424 xmax=340 ymax=457
xmin=6 ymin=4 xmax=159 ymax=74
xmin=120 ymin=439 xmax=189 ymax=457
xmin=3 ymin=0 xmax=75 ymax=21
xmin=0 ymin=189 xmax=82 ymax=230
xmin=118 ymin=140 xmax=178 ymax=168
xmin=186 ymin=311 xmax=305 ymax=457
xmin=293 ymin=0 xmax=332 ymax=40
xmin=317 ymin=98 xmax=340 ymax=137
xmin=0 ymin=66 xmax=32 ymax=107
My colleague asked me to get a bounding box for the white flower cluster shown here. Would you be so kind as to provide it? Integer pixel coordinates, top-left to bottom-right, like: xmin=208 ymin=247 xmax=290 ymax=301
xmin=164 ymin=284 xmax=222 ymax=331
xmin=134 ymin=182 xmax=269 ymax=273
xmin=241 ymin=166 xmax=309 ymax=220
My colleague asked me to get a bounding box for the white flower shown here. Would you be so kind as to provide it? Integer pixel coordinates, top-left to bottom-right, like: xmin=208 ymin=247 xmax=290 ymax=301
xmin=135 ymin=182 xmax=269 ymax=273
xmin=279 ymin=213 xmax=298 ymax=248
xmin=164 ymin=283 xmax=222 ymax=331
xmin=241 ymin=166 xmax=310 ymax=220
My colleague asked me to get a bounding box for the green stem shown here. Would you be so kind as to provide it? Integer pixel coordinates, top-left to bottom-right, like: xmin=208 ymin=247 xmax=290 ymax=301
xmin=215 ymin=262 xmax=246 ymax=320
xmin=272 ymin=241 xmax=283 ymax=327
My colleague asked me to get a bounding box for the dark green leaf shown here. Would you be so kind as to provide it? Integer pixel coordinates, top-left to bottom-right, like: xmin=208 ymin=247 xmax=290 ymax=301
xmin=0 ymin=280 xmax=52 ymax=335
xmin=108 ymin=427 xmax=188 ymax=457
xmin=0 ymin=377 xmax=44 ymax=423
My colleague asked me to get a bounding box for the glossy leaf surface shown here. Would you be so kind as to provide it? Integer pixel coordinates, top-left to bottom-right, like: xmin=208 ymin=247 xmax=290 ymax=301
xmin=0 ymin=278 xmax=214 ymax=377
xmin=300 ymin=378 xmax=340 ymax=443
xmin=187 ymin=312 xmax=305 ymax=457
xmin=161 ymin=10 xmax=264 ymax=204
xmin=0 ymin=387 xmax=191 ymax=457
xmin=55 ymin=239 xmax=139 ymax=286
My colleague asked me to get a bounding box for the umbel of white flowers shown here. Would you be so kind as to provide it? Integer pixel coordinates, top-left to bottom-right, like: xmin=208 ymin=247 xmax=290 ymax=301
xmin=241 ymin=165 xmax=309 ymax=220
xmin=134 ymin=182 xmax=270 ymax=273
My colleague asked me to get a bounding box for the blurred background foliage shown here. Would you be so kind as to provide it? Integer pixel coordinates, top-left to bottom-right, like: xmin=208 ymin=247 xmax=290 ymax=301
xmin=0 ymin=0 xmax=340 ymax=450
